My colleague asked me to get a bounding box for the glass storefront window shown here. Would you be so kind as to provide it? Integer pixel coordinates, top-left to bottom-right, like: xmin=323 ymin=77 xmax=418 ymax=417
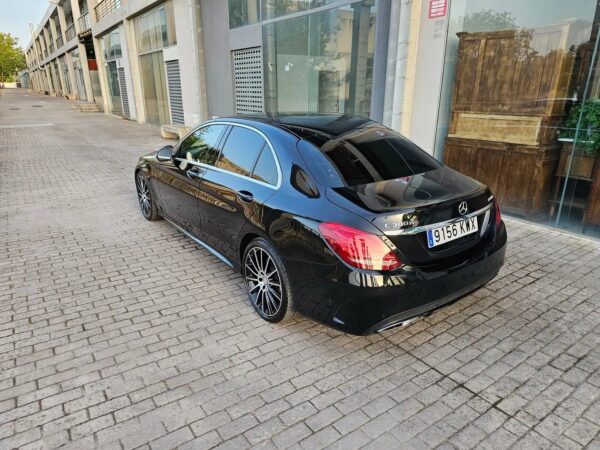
xmin=102 ymin=29 xmax=122 ymax=60
xmin=60 ymin=56 xmax=71 ymax=96
xmin=261 ymin=0 xmax=341 ymax=20
xmin=101 ymin=28 xmax=123 ymax=115
xmin=139 ymin=51 xmax=170 ymax=125
xmin=263 ymin=0 xmax=376 ymax=117
xmin=436 ymin=0 xmax=600 ymax=237
xmin=134 ymin=1 xmax=176 ymax=125
xmin=229 ymin=0 xmax=260 ymax=28
xmin=135 ymin=1 xmax=176 ymax=54
xmin=71 ymin=48 xmax=87 ymax=101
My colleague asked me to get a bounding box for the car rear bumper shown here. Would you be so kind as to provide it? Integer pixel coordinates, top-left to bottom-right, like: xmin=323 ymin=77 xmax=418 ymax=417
xmin=283 ymin=223 xmax=506 ymax=335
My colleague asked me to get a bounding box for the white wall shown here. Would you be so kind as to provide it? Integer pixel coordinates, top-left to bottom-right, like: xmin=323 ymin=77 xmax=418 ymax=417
xmin=407 ymin=1 xmax=449 ymax=154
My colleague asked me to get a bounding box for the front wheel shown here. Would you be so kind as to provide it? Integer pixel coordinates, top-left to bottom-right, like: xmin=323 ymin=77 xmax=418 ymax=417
xmin=136 ymin=171 xmax=161 ymax=221
xmin=243 ymin=238 xmax=295 ymax=323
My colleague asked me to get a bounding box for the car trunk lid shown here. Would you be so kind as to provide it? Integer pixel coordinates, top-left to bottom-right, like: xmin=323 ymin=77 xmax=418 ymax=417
xmin=326 ymin=166 xmax=494 ymax=269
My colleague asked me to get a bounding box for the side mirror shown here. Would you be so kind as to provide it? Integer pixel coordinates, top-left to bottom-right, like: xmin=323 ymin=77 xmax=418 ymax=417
xmin=156 ymin=145 xmax=174 ymax=162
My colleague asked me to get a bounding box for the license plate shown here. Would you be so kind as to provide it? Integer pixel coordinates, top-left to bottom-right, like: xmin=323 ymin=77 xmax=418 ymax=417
xmin=426 ymin=217 xmax=478 ymax=248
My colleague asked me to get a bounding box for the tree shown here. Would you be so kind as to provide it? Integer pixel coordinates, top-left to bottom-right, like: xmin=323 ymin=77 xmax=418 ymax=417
xmin=463 ymin=10 xmax=517 ymax=33
xmin=0 ymin=32 xmax=27 ymax=83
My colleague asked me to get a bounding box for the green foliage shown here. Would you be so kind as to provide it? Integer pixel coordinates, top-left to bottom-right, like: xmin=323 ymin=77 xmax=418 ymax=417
xmin=0 ymin=32 xmax=26 ymax=83
xmin=560 ymin=100 xmax=600 ymax=156
xmin=463 ymin=10 xmax=517 ymax=33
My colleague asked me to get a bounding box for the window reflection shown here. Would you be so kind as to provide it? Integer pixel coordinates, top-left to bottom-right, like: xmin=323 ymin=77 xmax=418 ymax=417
xmin=178 ymin=125 xmax=227 ymax=168
xmin=263 ymin=1 xmax=376 ymax=118
xmin=261 ymin=0 xmax=339 ymax=20
xmin=134 ymin=1 xmax=177 ymax=125
xmin=217 ymin=126 xmax=266 ymax=176
xmin=229 ymin=0 xmax=260 ymax=28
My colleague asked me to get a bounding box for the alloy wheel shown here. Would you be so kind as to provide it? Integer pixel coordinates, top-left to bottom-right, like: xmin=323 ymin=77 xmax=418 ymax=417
xmin=244 ymin=247 xmax=283 ymax=317
xmin=136 ymin=174 xmax=152 ymax=218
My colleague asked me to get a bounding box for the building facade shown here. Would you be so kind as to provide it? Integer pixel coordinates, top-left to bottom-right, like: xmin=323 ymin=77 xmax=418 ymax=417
xmin=25 ymin=0 xmax=600 ymax=237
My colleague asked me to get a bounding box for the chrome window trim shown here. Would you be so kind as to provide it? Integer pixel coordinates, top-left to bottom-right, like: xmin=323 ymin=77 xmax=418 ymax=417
xmin=384 ymin=203 xmax=494 ymax=236
xmin=174 ymin=121 xmax=283 ymax=190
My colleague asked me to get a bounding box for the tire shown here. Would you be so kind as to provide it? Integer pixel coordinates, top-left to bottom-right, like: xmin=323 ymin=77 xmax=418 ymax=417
xmin=243 ymin=238 xmax=295 ymax=323
xmin=135 ymin=171 xmax=161 ymax=221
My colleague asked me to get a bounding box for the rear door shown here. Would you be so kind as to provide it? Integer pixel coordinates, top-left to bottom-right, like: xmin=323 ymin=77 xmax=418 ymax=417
xmin=156 ymin=123 xmax=227 ymax=236
xmin=197 ymin=124 xmax=280 ymax=261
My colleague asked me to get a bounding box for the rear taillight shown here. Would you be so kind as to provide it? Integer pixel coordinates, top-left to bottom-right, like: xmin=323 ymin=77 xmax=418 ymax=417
xmin=494 ymin=199 xmax=502 ymax=226
xmin=318 ymin=222 xmax=402 ymax=271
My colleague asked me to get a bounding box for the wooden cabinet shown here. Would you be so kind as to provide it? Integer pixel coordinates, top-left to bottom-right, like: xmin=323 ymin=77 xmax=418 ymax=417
xmin=451 ymin=23 xmax=588 ymax=116
xmin=548 ymin=144 xmax=600 ymax=230
xmin=586 ymin=160 xmax=600 ymax=228
xmin=446 ymin=137 xmax=559 ymax=217
xmin=443 ymin=22 xmax=589 ymax=217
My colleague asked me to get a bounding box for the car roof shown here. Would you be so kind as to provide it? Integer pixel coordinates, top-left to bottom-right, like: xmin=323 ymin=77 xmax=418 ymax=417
xmin=211 ymin=113 xmax=379 ymax=141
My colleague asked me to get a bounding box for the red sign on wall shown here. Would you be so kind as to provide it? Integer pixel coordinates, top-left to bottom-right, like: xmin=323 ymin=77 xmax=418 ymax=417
xmin=428 ymin=0 xmax=447 ymax=19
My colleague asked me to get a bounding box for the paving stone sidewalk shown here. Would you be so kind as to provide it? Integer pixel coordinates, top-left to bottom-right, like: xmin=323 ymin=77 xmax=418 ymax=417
xmin=1 ymin=89 xmax=600 ymax=449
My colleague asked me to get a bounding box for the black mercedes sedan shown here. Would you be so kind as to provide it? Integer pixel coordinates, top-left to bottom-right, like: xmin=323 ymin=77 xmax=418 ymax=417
xmin=134 ymin=114 xmax=506 ymax=335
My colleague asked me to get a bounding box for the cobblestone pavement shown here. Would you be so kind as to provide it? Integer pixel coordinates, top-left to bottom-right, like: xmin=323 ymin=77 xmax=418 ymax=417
xmin=1 ymin=89 xmax=600 ymax=450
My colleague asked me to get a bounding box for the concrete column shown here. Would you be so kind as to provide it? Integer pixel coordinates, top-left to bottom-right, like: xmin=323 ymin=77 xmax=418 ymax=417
xmin=85 ymin=0 xmax=96 ymax=24
xmin=118 ymin=23 xmax=137 ymax=120
xmin=79 ymin=47 xmax=95 ymax=103
xmin=49 ymin=18 xmax=68 ymax=97
xmin=94 ymin=35 xmax=111 ymax=114
xmin=40 ymin=32 xmax=48 ymax=61
xmin=33 ymin=70 xmax=39 ymax=93
xmin=65 ymin=51 xmax=78 ymax=99
xmin=70 ymin=0 xmax=95 ymax=102
xmin=70 ymin=0 xmax=81 ymax=27
xmin=57 ymin=5 xmax=68 ymax=45
xmin=43 ymin=27 xmax=52 ymax=54
xmin=44 ymin=66 xmax=52 ymax=94
xmin=49 ymin=17 xmax=59 ymax=44
xmin=36 ymin=38 xmax=44 ymax=61
xmin=56 ymin=60 xmax=67 ymax=97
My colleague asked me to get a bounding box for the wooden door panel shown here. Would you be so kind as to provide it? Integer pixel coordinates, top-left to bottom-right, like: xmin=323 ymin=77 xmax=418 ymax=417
xmin=498 ymin=151 xmax=536 ymax=213
xmin=472 ymin=144 xmax=506 ymax=197
xmin=444 ymin=139 xmax=476 ymax=178
xmin=585 ymin=160 xmax=600 ymax=226
xmin=454 ymin=38 xmax=480 ymax=111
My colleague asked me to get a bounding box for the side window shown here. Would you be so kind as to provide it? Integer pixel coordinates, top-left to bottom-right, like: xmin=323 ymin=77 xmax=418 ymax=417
xmin=216 ymin=126 xmax=266 ymax=177
xmin=177 ymin=124 xmax=227 ymax=168
xmin=252 ymin=147 xmax=279 ymax=186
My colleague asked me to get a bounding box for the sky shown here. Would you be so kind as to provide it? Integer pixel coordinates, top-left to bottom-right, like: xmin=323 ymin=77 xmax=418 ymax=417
xmin=0 ymin=0 xmax=51 ymax=49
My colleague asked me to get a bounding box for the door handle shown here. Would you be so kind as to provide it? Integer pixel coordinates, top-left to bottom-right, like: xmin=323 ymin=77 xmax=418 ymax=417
xmin=186 ymin=167 xmax=204 ymax=180
xmin=238 ymin=190 xmax=254 ymax=203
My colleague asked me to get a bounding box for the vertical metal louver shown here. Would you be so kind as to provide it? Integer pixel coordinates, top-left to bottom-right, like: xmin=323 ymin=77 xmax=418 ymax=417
xmin=232 ymin=47 xmax=264 ymax=115
xmin=117 ymin=67 xmax=130 ymax=118
xmin=165 ymin=60 xmax=184 ymax=124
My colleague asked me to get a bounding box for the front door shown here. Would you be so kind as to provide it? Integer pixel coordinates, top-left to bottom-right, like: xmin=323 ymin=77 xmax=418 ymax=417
xmin=156 ymin=124 xmax=228 ymax=237
xmin=74 ymin=64 xmax=86 ymax=101
xmin=197 ymin=125 xmax=279 ymax=261
xmin=106 ymin=60 xmax=123 ymax=115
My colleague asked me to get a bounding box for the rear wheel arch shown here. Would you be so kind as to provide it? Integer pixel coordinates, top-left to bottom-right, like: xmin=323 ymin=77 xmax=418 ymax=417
xmin=239 ymin=232 xmax=261 ymax=268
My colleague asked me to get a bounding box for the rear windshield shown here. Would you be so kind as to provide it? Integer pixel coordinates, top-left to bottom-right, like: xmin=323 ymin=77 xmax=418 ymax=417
xmin=296 ymin=126 xmax=442 ymax=187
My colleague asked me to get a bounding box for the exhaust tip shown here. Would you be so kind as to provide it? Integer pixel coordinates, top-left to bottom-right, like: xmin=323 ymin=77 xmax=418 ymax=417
xmin=377 ymin=315 xmax=422 ymax=333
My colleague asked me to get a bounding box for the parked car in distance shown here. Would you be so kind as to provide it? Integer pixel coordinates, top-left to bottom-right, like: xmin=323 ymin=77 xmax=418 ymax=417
xmin=134 ymin=114 xmax=507 ymax=335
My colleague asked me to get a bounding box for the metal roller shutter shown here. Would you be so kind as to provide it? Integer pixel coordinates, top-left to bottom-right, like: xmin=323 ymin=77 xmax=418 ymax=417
xmin=166 ymin=60 xmax=184 ymax=124
xmin=117 ymin=67 xmax=130 ymax=118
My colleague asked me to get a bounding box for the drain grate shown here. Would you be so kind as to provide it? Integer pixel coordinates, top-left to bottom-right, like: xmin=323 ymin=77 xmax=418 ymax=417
xmin=9 ymin=108 xmax=20 ymax=110
xmin=32 ymin=105 xmax=43 ymax=108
